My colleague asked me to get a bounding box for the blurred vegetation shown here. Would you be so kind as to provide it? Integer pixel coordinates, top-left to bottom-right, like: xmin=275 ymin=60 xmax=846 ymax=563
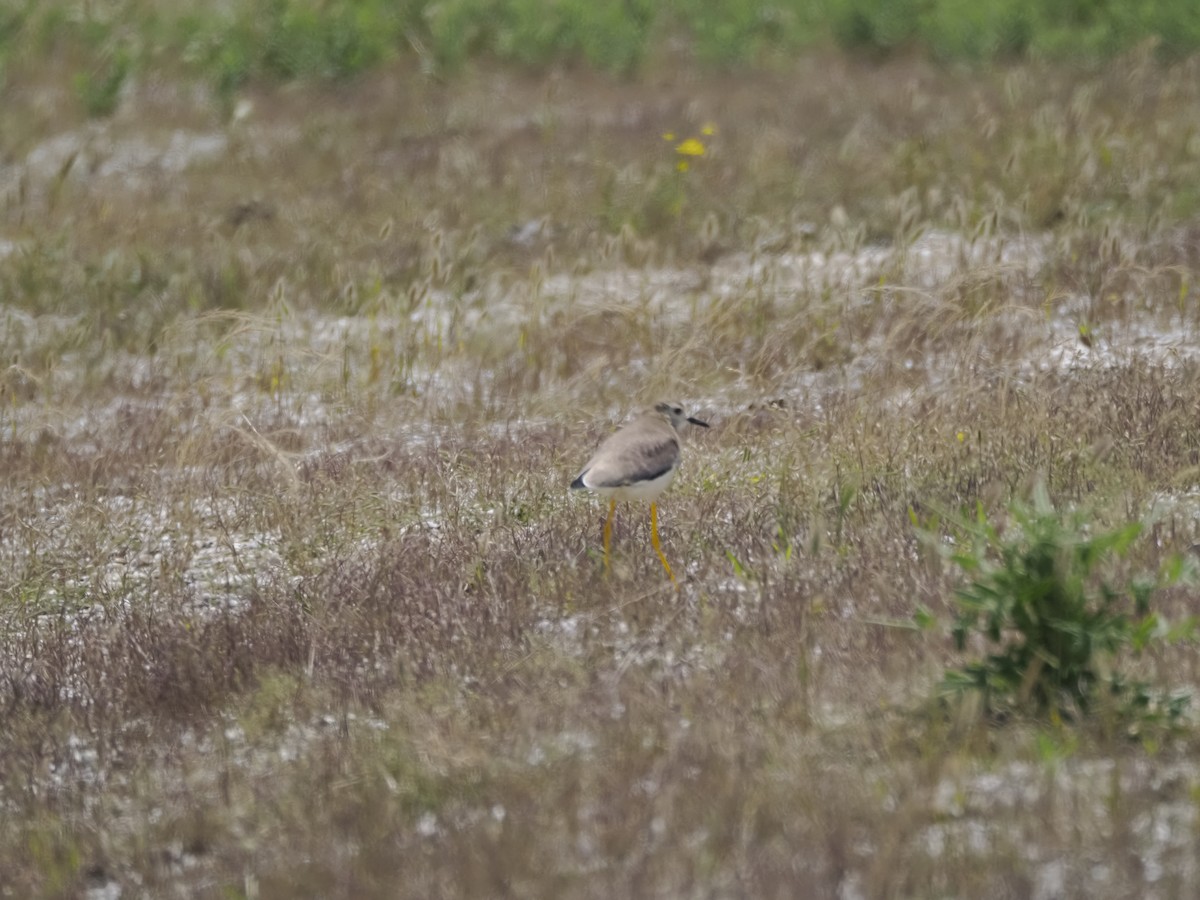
xmin=3 ymin=0 xmax=1200 ymax=105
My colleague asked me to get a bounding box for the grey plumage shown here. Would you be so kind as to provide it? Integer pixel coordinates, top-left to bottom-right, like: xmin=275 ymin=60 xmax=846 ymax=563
xmin=572 ymin=416 xmax=680 ymax=490
xmin=570 ymin=402 xmax=709 ymax=587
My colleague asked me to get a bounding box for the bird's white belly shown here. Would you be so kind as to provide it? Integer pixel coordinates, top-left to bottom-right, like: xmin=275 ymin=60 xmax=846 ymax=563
xmin=591 ymin=466 xmax=678 ymax=502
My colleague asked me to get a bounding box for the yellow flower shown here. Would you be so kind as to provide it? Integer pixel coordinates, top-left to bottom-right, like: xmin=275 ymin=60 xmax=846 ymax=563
xmin=662 ymin=132 xmax=675 ymax=141
xmin=956 ymin=431 xmax=966 ymax=443
xmin=701 ymin=123 xmax=716 ymax=136
xmin=675 ymin=138 xmax=706 ymax=157
xmin=676 ymin=160 xmax=690 ymax=172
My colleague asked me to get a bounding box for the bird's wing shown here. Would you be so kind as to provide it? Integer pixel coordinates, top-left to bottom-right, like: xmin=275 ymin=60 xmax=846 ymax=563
xmin=576 ymin=420 xmax=679 ymax=488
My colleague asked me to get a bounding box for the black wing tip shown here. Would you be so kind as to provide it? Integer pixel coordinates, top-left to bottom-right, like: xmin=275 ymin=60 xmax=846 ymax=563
xmin=687 ymin=416 xmax=710 ymax=428
xmin=637 ymin=463 xmax=676 ymax=484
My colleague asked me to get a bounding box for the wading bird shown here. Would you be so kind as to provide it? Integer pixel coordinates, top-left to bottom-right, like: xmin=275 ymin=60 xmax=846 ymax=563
xmin=571 ymin=401 xmax=708 ymax=587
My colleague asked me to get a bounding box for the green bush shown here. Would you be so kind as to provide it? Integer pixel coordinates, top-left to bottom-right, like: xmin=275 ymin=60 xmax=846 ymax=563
xmin=831 ymin=0 xmax=923 ymax=55
xmin=924 ymin=483 xmax=1195 ymax=725
xmin=74 ymin=45 xmax=131 ymax=118
xmin=5 ymin=0 xmax=1200 ymax=90
xmin=919 ymin=0 xmax=1034 ymax=60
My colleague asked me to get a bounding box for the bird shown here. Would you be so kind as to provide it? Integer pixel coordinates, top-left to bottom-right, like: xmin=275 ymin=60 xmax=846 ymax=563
xmin=570 ymin=401 xmax=709 ymax=587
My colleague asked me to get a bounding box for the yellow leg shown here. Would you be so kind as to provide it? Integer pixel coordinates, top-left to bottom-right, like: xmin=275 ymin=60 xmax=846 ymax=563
xmin=602 ymin=498 xmax=616 ymax=573
xmin=649 ymin=502 xmax=678 ymax=588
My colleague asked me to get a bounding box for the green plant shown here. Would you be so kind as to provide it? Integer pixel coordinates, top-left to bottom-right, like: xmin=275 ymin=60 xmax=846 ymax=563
xmin=925 ymin=482 xmax=1195 ymax=723
xmin=74 ymin=45 xmax=131 ymax=117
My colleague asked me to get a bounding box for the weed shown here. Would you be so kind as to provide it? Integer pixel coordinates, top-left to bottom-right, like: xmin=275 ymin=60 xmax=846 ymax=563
xmin=74 ymin=45 xmax=131 ymax=118
xmin=925 ymin=482 xmax=1196 ymax=724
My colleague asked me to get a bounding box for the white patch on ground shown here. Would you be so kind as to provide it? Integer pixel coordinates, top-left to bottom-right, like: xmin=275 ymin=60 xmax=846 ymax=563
xmin=1039 ymin=316 xmax=1200 ymax=373
xmin=20 ymin=126 xmax=229 ymax=186
xmin=916 ymin=757 xmax=1200 ymax=893
xmin=0 ymin=488 xmax=286 ymax=623
xmin=1148 ymin=488 xmax=1200 ymax=522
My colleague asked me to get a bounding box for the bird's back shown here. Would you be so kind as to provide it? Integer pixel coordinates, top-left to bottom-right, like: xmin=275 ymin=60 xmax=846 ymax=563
xmin=572 ymin=412 xmax=680 ymax=492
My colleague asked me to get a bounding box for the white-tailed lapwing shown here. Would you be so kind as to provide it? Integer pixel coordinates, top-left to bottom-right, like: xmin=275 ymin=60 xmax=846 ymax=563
xmin=571 ymin=401 xmax=708 ymax=587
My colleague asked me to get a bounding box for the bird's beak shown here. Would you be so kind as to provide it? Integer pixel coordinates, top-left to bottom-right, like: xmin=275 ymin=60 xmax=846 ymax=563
xmin=687 ymin=416 xmax=709 ymax=428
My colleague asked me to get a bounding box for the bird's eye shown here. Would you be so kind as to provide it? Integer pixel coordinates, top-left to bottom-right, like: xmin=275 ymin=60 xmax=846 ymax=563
xmin=673 ymin=407 xmax=682 ymax=415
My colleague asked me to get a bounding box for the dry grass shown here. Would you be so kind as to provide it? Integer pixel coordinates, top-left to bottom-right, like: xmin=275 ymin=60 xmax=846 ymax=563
xmin=3 ymin=49 xmax=1200 ymax=898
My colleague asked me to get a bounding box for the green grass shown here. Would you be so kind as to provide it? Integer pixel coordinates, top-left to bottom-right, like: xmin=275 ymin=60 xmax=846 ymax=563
xmin=4 ymin=0 xmax=1200 ymax=113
